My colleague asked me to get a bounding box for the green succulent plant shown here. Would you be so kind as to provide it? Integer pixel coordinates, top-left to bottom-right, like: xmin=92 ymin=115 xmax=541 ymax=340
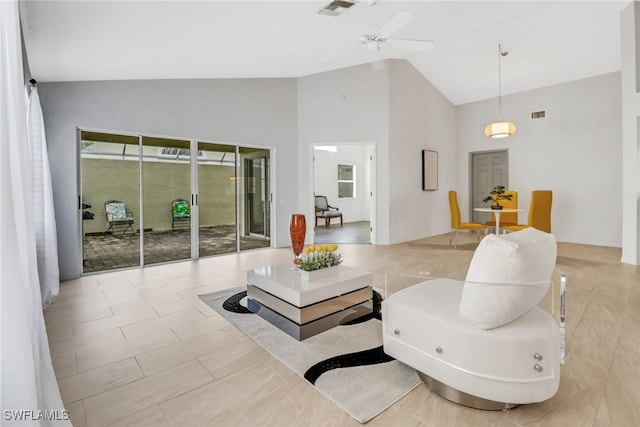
xmin=482 ymin=185 xmax=513 ymax=206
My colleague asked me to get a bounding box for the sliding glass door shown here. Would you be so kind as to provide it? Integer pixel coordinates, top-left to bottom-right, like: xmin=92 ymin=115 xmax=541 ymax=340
xmin=80 ymin=130 xmax=271 ymax=273
xmin=242 ymin=150 xmax=270 ymax=248
xmin=197 ymin=142 xmax=238 ymax=257
xmin=80 ymin=132 xmax=140 ymax=272
xmin=142 ymin=136 xmax=192 ymax=266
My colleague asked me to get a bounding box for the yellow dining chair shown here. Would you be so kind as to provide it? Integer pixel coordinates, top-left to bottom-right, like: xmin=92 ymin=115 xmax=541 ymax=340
xmin=503 ymin=190 xmax=552 ymax=233
xmin=448 ymin=191 xmax=488 ymax=248
xmin=485 ymin=190 xmax=518 ymax=229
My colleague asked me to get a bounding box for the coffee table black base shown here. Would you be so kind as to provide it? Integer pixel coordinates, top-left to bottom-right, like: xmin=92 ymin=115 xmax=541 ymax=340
xmin=247 ymin=298 xmax=373 ymax=341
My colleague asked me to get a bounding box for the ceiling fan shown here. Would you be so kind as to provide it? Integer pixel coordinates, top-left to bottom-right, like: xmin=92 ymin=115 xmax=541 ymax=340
xmin=331 ymin=0 xmax=434 ymax=56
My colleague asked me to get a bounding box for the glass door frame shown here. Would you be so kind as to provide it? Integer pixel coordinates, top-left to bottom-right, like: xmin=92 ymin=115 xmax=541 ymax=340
xmin=78 ymin=128 xmax=144 ymax=273
xmin=190 ymin=139 xmax=199 ymax=259
xmin=242 ymin=152 xmax=271 ymax=240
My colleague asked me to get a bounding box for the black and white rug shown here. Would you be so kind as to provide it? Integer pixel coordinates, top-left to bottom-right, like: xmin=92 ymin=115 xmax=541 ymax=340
xmin=199 ymin=287 xmax=421 ymax=424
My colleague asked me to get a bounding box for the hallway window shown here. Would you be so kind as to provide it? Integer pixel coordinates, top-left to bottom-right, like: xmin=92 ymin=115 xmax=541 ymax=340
xmin=338 ymin=164 xmax=355 ymax=198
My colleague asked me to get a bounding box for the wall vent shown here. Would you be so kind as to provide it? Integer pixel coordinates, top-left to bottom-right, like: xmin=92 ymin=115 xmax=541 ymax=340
xmin=317 ymin=0 xmax=356 ymax=17
xmin=531 ymin=110 xmax=546 ymax=119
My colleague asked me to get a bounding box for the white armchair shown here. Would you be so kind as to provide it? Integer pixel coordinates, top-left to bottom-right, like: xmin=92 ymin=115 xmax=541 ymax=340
xmin=382 ymin=228 xmax=566 ymax=409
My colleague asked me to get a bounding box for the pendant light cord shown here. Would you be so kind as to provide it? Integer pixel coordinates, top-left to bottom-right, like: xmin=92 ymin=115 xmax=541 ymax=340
xmin=498 ymin=43 xmax=509 ymax=119
xmin=498 ymin=44 xmax=502 ymax=119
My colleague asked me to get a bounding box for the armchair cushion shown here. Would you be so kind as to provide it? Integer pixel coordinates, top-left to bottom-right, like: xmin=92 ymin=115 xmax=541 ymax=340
xmin=172 ymin=200 xmax=190 ymax=218
xmin=106 ymin=202 xmax=128 ymax=221
xmin=459 ymin=227 xmax=557 ymax=330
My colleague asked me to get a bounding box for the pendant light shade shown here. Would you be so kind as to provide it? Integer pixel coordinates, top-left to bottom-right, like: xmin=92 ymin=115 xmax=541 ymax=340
xmin=485 ymin=44 xmax=516 ymax=139
xmin=484 ymin=121 xmax=516 ymax=138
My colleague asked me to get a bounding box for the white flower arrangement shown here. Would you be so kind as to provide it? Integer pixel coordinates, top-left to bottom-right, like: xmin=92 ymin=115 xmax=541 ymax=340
xmin=298 ymin=244 xmax=342 ymax=272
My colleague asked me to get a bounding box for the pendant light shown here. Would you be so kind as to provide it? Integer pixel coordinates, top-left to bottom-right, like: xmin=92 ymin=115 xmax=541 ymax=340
xmin=485 ymin=44 xmax=516 ymax=138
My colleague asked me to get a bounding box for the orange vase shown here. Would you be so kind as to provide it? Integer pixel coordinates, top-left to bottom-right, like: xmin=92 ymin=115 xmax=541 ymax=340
xmin=289 ymin=214 xmax=306 ymax=265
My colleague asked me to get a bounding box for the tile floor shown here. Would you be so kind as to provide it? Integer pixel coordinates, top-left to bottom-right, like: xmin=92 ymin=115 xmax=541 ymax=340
xmin=46 ymin=232 xmax=640 ymax=426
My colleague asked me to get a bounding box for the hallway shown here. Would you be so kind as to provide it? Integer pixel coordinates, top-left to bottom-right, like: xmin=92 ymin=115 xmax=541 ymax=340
xmin=313 ymin=221 xmax=370 ymax=245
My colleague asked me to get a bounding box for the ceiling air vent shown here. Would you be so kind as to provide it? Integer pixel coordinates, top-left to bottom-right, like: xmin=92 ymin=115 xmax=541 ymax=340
xmin=531 ymin=110 xmax=546 ymax=119
xmin=317 ymin=0 xmax=356 ymax=17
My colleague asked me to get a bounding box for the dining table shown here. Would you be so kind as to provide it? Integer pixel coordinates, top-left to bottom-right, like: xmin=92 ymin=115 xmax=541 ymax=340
xmin=474 ymin=207 xmax=522 ymax=235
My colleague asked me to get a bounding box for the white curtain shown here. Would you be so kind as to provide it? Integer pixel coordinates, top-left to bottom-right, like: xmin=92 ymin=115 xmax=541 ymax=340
xmin=27 ymin=85 xmax=60 ymax=309
xmin=0 ymin=1 xmax=70 ymax=425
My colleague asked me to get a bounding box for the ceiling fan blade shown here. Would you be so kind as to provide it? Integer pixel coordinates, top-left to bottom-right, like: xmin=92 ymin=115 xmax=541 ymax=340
xmin=388 ymin=38 xmax=434 ymax=53
xmin=377 ymin=10 xmax=413 ymax=39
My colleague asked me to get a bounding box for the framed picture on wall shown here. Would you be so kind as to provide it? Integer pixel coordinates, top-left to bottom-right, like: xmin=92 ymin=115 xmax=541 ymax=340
xmin=422 ymin=150 xmax=438 ymax=191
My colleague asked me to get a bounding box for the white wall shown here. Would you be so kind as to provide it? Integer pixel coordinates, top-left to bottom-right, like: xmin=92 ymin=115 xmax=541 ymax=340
xmin=456 ymin=72 xmax=623 ymax=247
xmin=620 ymin=2 xmax=640 ymax=265
xmin=313 ymin=145 xmax=371 ymax=223
xmin=297 ymin=63 xmax=391 ymax=242
xmin=388 ymin=60 xmax=457 ymax=242
xmin=39 ymin=78 xmax=298 ymax=280
xmin=298 ymin=60 xmax=457 ymax=244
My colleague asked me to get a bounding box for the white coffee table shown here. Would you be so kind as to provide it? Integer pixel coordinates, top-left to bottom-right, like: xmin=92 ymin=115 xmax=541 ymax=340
xmin=246 ymin=264 xmax=373 ymax=340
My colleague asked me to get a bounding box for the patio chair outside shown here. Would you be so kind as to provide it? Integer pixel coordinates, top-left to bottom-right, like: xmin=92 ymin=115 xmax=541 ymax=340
xmin=105 ymin=200 xmax=134 ymax=235
xmin=172 ymin=199 xmax=191 ymax=229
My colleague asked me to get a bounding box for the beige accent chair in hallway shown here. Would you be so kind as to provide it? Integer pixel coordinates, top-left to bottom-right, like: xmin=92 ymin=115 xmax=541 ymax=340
xmin=315 ymin=195 xmax=343 ymax=228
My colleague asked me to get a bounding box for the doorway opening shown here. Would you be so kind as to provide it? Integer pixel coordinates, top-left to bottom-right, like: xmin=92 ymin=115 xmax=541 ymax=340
xmin=312 ymin=143 xmax=375 ymax=245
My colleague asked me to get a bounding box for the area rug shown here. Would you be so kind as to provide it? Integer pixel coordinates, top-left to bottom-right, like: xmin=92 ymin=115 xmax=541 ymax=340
xmin=199 ymin=287 xmax=421 ymax=424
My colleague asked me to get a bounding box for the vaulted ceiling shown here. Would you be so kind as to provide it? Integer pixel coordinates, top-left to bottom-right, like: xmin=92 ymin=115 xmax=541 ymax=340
xmin=19 ymin=0 xmax=629 ymax=105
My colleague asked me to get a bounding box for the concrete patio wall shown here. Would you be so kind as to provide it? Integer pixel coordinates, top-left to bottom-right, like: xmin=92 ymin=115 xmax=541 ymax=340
xmin=82 ymin=158 xmax=235 ymax=234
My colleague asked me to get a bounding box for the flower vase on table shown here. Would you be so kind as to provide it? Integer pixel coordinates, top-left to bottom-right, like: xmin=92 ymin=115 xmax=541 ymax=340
xmin=289 ymin=214 xmax=306 ymax=265
xmin=298 ymin=244 xmax=343 ymax=281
